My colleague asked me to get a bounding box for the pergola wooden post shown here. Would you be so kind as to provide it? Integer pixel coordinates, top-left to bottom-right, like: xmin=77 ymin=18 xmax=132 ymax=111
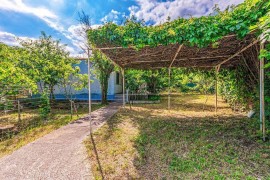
xmin=121 ymin=68 xmax=125 ymax=107
xmin=168 ymin=44 xmax=183 ymax=110
xmin=215 ymin=65 xmax=221 ymax=114
xmin=87 ymin=48 xmax=92 ymax=131
xmin=260 ymin=42 xmax=266 ymax=141
xmin=168 ymin=67 xmax=171 ymax=110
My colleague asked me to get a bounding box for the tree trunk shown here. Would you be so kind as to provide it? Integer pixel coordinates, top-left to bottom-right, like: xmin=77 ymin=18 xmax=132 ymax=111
xmin=49 ymin=85 xmax=55 ymax=100
xmin=101 ymin=75 xmax=109 ymax=105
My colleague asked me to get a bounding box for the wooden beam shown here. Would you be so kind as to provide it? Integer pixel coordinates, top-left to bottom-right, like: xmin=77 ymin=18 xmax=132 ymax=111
xmin=168 ymin=67 xmax=171 ymax=110
xmin=169 ymin=44 xmax=183 ymax=68
xmin=260 ymin=43 xmax=266 ymax=141
xmin=241 ymin=55 xmax=259 ymax=83
xmin=98 ymin=46 xmax=125 ymax=50
xmin=168 ymin=44 xmax=182 ymax=110
xmin=217 ymin=39 xmax=259 ymax=66
xmin=130 ymin=65 xmax=218 ymax=69
xmin=96 ymin=48 xmax=124 ymax=68
xmin=121 ymin=68 xmax=125 ymax=107
xmin=216 ymin=64 xmax=221 ymax=72
xmin=215 ymin=65 xmax=221 ymax=114
xmin=122 ymin=55 xmax=240 ymax=66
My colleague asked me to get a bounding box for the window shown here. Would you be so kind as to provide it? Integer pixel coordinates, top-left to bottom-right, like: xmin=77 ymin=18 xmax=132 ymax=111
xmin=116 ymin=72 xmax=120 ymax=85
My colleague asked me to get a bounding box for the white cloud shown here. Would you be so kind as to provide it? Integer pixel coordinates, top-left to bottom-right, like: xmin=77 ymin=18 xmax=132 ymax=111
xmin=0 ymin=31 xmax=36 ymax=46
xmin=0 ymin=30 xmax=81 ymax=57
xmin=66 ymin=24 xmax=102 ymax=57
xmin=0 ymin=0 xmax=88 ymax=55
xmin=101 ymin=9 xmax=126 ymax=24
xmin=216 ymin=0 xmax=244 ymax=10
xmin=64 ymin=45 xmax=78 ymax=56
xmin=0 ymin=0 xmax=65 ymax=32
xmin=0 ymin=31 xmax=19 ymax=46
xmin=129 ymin=0 xmax=245 ymax=24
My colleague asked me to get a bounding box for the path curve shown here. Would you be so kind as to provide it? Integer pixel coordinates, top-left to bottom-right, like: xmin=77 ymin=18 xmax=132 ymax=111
xmin=0 ymin=103 xmax=121 ymax=180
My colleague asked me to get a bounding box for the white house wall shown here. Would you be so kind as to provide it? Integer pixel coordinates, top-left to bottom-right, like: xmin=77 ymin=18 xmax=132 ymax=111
xmin=53 ymin=60 xmax=117 ymax=95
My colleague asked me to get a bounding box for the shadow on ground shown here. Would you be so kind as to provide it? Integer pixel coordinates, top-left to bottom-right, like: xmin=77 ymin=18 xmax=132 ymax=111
xmin=86 ymin=95 xmax=270 ymax=179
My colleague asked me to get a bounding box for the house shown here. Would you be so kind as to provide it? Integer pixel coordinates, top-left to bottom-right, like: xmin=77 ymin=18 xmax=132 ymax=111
xmin=52 ymin=60 xmax=123 ymax=101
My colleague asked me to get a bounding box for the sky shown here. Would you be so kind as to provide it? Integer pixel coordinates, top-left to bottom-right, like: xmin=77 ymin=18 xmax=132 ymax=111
xmin=0 ymin=0 xmax=244 ymax=57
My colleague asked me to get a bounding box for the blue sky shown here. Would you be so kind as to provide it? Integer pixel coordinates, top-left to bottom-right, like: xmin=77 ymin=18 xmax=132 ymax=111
xmin=0 ymin=0 xmax=244 ymax=56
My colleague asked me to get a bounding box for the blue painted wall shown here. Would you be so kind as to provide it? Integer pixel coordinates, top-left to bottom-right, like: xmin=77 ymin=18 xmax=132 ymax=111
xmin=48 ymin=60 xmax=122 ymax=101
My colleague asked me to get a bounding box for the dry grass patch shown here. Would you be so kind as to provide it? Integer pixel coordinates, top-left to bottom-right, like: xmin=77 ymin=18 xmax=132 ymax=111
xmin=0 ymin=104 xmax=103 ymax=158
xmin=85 ymin=94 xmax=270 ymax=179
xmin=85 ymin=111 xmax=140 ymax=179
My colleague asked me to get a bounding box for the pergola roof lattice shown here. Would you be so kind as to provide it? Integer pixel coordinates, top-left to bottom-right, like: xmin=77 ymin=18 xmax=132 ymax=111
xmin=98 ymin=33 xmax=258 ymax=69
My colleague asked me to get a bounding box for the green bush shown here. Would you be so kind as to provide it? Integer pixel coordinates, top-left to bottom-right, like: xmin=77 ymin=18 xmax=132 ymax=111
xmin=39 ymin=92 xmax=51 ymax=120
xmin=148 ymin=95 xmax=160 ymax=101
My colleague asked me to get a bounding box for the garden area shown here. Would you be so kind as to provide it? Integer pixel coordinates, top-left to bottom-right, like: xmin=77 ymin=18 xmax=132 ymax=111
xmin=0 ymin=97 xmax=102 ymax=158
xmin=0 ymin=32 xmax=104 ymax=157
xmin=83 ymin=0 xmax=270 ymax=179
xmin=0 ymin=0 xmax=270 ymax=178
xmin=85 ymin=94 xmax=270 ymax=179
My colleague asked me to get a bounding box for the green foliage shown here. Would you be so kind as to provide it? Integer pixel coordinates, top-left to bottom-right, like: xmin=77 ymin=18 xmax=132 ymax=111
xmin=88 ymin=0 xmax=269 ymax=49
xmin=142 ymin=69 xmax=168 ymax=93
xmin=258 ymin=10 xmax=270 ymax=66
xmin=125 ymin=68 xmax=216 ymax=94
xmin=0 ymin=100 xmax=13 ymax=111
xmin=91 ymin=50 xmax=115 ymax=104
xmin=19 ymin=32 xmax=79 ymax=98
xmin=39 ymin=91 xmax=51 ymax=121
xmin=0 ymin=43 xmax=37 ymax=96
xmin=126 ymin=68 xmax=190 ymax=93
xmin=1 ymin=32 xmax=84 ymax=100
xmin=218 ymin=68 xmax=255 ymax=110
xmin=148 ymin=95 xmax=160 ymax=101
xmin=125 ymin=69 xmax=146 ymax=93
xmin=187 ymin=70 xmax=215 ymax=94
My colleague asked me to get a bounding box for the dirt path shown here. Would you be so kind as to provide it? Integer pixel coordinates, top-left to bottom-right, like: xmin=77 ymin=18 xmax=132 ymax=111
xmin=0 ymin=103 xmax=121 ymax=180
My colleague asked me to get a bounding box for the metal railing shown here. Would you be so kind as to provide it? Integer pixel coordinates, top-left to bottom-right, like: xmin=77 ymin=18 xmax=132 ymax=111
xmin=127 ymin=93 xmax=161 ymax=104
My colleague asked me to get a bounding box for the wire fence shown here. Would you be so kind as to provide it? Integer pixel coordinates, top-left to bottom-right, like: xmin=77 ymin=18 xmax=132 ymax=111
xmin=127 ymin=93 xmax=161 ymax=104
xmin=0 ymin=95 xmax=86 ymax=141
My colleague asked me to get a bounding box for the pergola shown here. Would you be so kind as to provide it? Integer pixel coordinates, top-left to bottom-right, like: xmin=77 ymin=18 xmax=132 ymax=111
xmin=97 ymin=34 xmax=257 ymax=69
xmin=93 ymin=32 xmax=266 ymax=140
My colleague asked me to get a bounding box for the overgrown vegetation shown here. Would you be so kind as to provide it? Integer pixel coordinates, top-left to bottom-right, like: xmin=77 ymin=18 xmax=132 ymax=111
xmin=91 ymin=50 xmax=115 ymax=104
xmin=39 ymin=91 xmax=51 ymax=120
xmin=0 ymin=104 xmax=102 ymax=158
xmin=125 ymin=68 xmax=215 ymax=94
xmin=1 ymin=32 xmax=87 ymax=99
xmin=19 ymin=32 xmax=86 ymax=99
xmin=87 ymin=0 xmax=270 ymax=133
xmin=88 ymin=0 xmax=269 ymax=49
xmin=0 ymin=43 xmax=37 ymax=94
xmin=85 ymin=95 xmax=270 ymax=179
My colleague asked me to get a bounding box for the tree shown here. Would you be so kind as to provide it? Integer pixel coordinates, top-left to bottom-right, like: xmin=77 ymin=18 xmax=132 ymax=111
xmin=91 ymin=50 xmax=115 ymax=104
xmin=19 ymin=32 xmax=78 ymax=99
xmin=78 ymin=11 xmax=116 ymax=104
xmin=125 ymin=69 xmax=146 ymax=93
xmin=0 ymin=43 xmax=37 ymax=98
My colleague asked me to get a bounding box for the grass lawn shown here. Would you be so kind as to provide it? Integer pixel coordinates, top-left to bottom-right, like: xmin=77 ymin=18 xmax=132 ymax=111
xmin=0 ymin=103 xmax=103 ymax=158
xmin=85 ymin=94 xmax=270 ymax=179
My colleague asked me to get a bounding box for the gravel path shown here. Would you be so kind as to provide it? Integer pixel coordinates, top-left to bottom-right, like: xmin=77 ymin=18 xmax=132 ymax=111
xmin=0 ymin=103 xmax=121 ymax=180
